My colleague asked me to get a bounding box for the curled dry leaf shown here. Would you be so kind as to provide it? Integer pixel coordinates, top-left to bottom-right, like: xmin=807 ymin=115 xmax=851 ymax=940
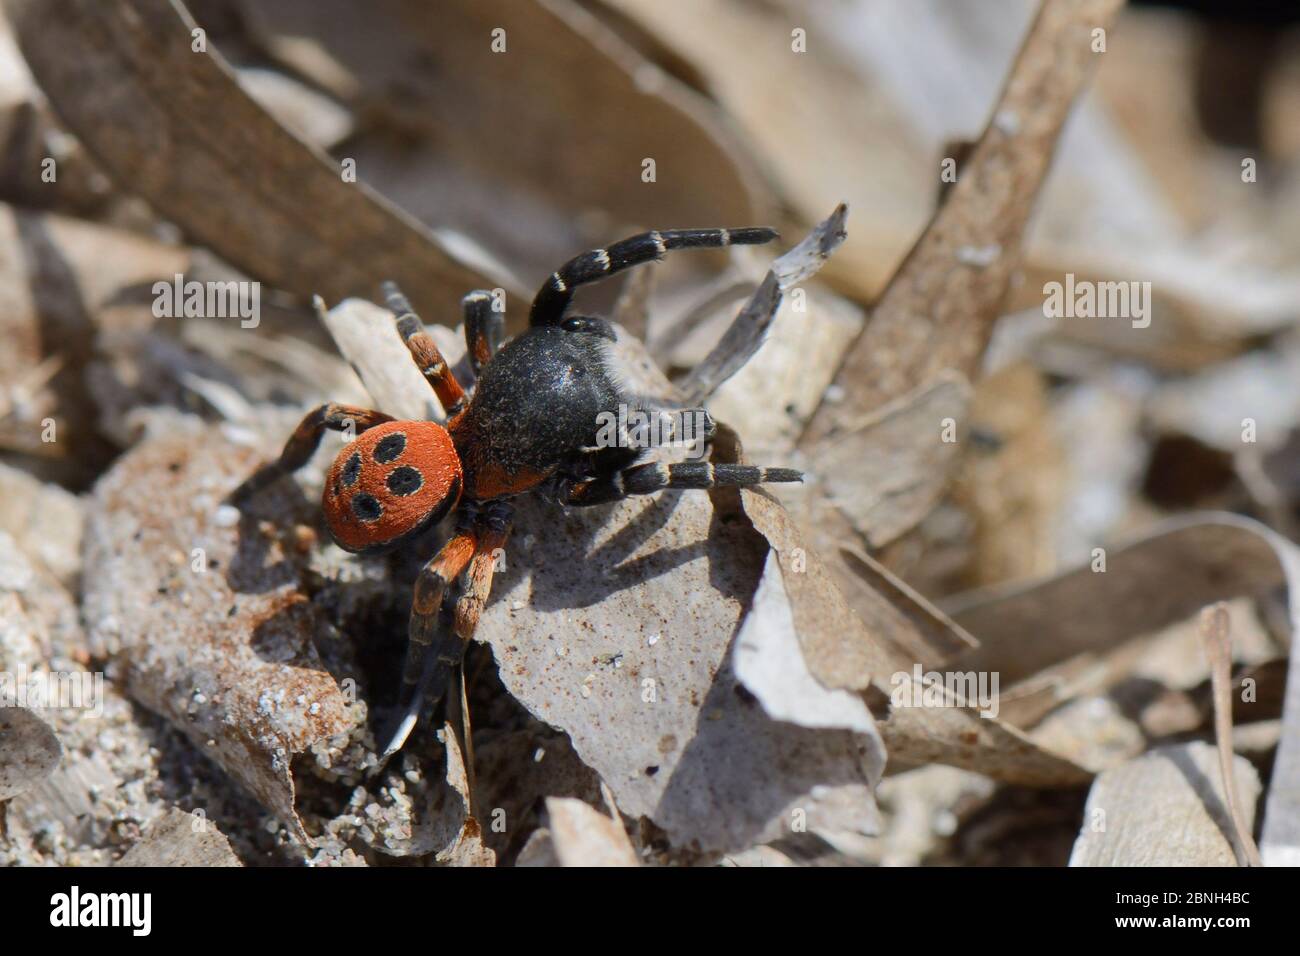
xmin=1199 ymin=603 xmax=1263 ymax=867
xmin=0 ymin=705 xmax=62 ymax=802
xmin=676 ymin=203 xmax=849 ymax=406
xmin=733 ymin=552 xmax=877 ymax=736
xmin=741 ymin=489 xmax=1092 ymax=788
xmin=428 ymin=723 xmax=495 ymax=867
xmin=947 ymin=514 xmax=1300 ymax=686
xmin=83 ymin=414 xmax=364 ymax=844
xmin=4 ymin=0 xmax=498 ymax=309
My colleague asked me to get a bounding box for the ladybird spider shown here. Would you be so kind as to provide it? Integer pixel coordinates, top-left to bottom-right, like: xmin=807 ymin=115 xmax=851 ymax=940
xmin=231 ymin=226 xmax=804 ymax=756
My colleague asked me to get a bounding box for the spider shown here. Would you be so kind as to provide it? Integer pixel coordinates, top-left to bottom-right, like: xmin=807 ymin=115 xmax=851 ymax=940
xmin=231 ymin=226 xmax=803 ymax=755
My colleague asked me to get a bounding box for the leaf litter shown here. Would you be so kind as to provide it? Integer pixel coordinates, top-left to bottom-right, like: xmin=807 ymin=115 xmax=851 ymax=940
xmin=2 ymin=0 xmax=1300 ymax=867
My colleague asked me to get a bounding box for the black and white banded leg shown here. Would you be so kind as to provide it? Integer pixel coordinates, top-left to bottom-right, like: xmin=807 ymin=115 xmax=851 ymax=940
xmin=564 ymin=461 xmax=802 ymax=507
xmin=529 ymin=226 xmax=778 ymax=327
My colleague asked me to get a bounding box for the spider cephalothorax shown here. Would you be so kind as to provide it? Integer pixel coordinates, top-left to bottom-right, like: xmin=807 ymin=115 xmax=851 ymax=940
xmin=232 ymin=226 xmax=802 ymax=755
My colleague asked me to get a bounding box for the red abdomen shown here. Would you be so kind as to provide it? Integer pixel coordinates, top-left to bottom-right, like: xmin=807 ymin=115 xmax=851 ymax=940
xmin=322 ymin=420 xmax=462 ymax=553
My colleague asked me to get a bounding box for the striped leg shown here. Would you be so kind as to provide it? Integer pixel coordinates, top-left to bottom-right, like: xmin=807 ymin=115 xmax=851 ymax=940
xmin=381 ymin=526 xmax=478 ymax=757
xmin=622 ymin=400 xmax=716 ymax=452
xmin=382 ymin=281 xmax=469 ymax=416
xmin=529 ymin=226 xmax=778 ymax=327
xmin=462 ymin=289 xmax=504 ymax=377
xmin=564 ymin=461 xmax=802 ymax=507
xmin=381 ymin=503 xmax=512 ymax=757
xmin=229 ymin=403 xmax=393 ymax=502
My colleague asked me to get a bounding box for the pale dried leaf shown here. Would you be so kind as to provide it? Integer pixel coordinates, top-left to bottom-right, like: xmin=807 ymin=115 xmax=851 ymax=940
xmin=740 ymin=489 xmax=1087 ymax=787
xmin=545 ymin=797 xmax=638 ymax=867
xmin=815 ymin=373 xmax=972 ymax=548
xmin=948 ymin=514 xmax=1300 ymax=685
xmin=1069 ymin=742 xmax=1260 ymax=867
xmin=116 ymin=808 xmax=242 ymax=867
xmin=798 ymin=0 xmax=1125 ymax=553
xmin=678 ymin=204 xmax=848 ymax=405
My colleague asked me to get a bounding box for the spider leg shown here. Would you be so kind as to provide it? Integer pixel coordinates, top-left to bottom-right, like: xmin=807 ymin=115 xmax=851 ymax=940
xmin=381 ymin=526 xmax=478 ymax=756
xmin=529 ymin=226 xmax=778 ymax=327
xmin=451 ymin=509 xmax=511 ymax=644
xmin=620 ymin=399 xmax=716 ymax=455
xmin=381 ymin=504 xmax=512 ymax=757
xmin=462 ymin=290 xmax=504 ymax=377
xmin=228 ymin=403 xmax=393 ymax=502
xmin=382 ymin=281 xmax=469 ymax=417
xmin=564 ymin=461 xmax=801 ymax=507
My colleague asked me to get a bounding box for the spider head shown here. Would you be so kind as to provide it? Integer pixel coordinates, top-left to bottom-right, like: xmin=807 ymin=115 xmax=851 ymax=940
xmin=322 ymin=420 xmax=462 ymax=553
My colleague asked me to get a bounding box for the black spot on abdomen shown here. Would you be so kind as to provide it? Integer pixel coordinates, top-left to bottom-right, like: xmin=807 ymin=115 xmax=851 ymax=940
xmin=373 ymin=432 xmax=406 ymax=464
xmin=386 ymin=465 xmax=423 ymax=497
xmin=341 ymin=451 xmax=362 ymax=487
xmin=352 ymin=493 xmax=383 ymax=522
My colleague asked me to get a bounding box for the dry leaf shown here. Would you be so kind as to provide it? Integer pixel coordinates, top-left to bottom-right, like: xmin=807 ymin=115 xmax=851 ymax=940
xmin=741 ymin=488 xmax=1090 ymax=788
xmin=948 ymin=513 xmax=1300 ymax=685
xmin=804 ymin=0 xmax=1125 ymax=432
xmin=116 ymin=808 xmax=242 ymax=867
xmin=545 ymin=797 xmax=638 ymax=867
xmin=4 ymin=0 xmax=498 ymax=309
xmin=83 ymin=413 xmax=364 ymax=843
xmin=241 ymin=0 xmax=768 ymax=295
xmin=1069 ymin=742 xmax=1260 ymax=867
xmin=795 ymin=0 xmax=1125 ymax=557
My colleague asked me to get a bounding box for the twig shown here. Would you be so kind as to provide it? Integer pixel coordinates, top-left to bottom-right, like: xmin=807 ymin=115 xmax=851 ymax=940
xmin=1200 ymin=602 xmax=1264 ymax=866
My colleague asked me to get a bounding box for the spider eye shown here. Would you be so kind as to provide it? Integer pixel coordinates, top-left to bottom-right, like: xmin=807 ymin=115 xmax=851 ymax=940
xmin=561 ymin=316 xmax=616 ymax=340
